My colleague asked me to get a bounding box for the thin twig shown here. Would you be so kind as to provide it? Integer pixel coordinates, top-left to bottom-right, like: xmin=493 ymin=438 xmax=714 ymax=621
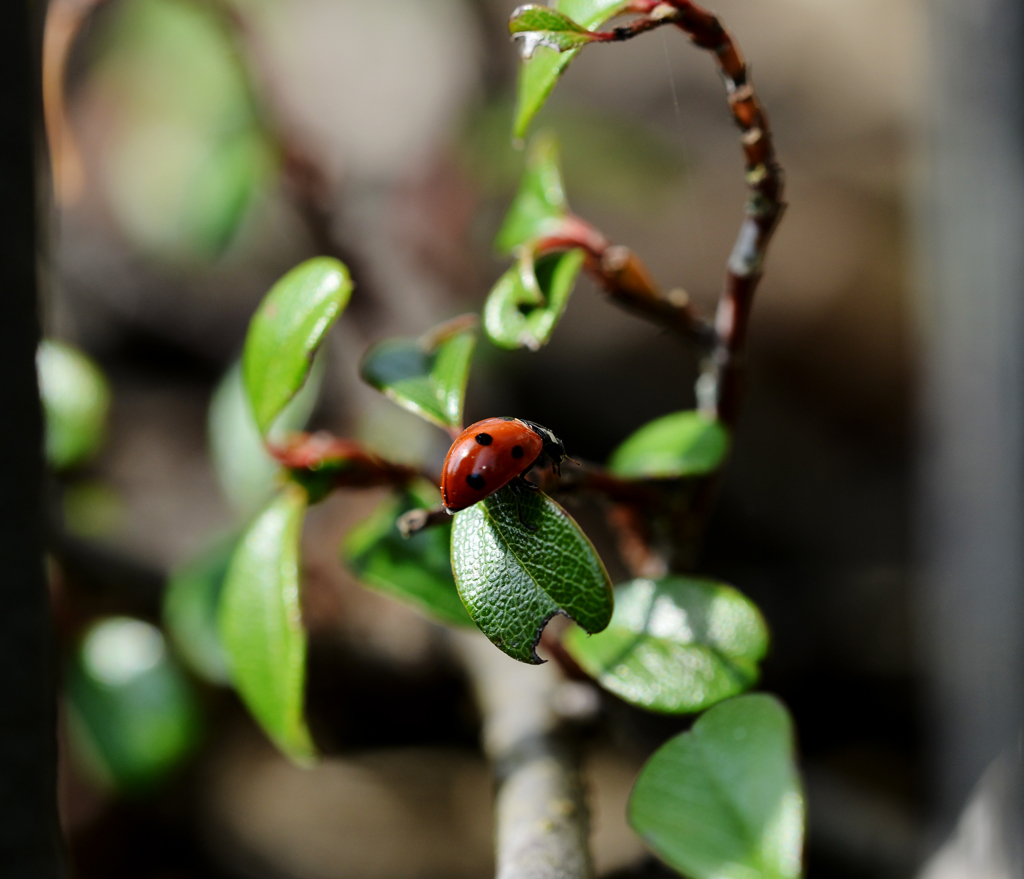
xmin=579 ymin=0 xmax=785 ymax=424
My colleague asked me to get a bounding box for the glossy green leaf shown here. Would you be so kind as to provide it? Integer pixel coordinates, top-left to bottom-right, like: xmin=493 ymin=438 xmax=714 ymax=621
xmin=209 ymin=356 xmax=323 ymax=516
xmin=37 ymin=340 xmax=111 ymax=471
xmin=219 ymin=484 xmax=314 ymax=763
xmin=629 ymin=694 xmax=805 ymax=879
xmin=494 ymin=133 xmax=569 ymax=255
xmin=242 ymin=257 xmax=352 ymax=435
xmin=451 ymin=485 xmax=613 ymax=663
xmin=514 ymin=0 xmax=632 ymax=140
xmin=608 ymin=411 xmax=730 ymax=479
xmin=484 ymin=250 xmax=585 ymax=351
xmin=565 ymin=576 xmax=768 ymax=713
xmin=360 ymin=315 xmax=478 ymax=431
xmin=344 ymin=482 xmax=472 ymax=627
xmin=163 ymin=537 xmax=238 ymax=685
xmin=510 ymin=6 xmax=599 ymax=56
xmin=66 ymin=617 xmax=202 ymax=793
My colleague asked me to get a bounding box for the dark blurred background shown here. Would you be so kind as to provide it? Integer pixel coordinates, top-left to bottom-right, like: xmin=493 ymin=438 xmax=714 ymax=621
xmin=33 ymin=0 xmax=1023 ymax=877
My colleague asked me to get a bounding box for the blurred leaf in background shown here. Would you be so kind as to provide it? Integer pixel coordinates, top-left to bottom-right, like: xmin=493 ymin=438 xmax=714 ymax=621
xmin=66 ymin=617 xmax=203 ymax=793
xmin=344 ymin=482 xmax=473 ymax=627
xmin=38 ymin=340 xmax=111 ymax=471
xmin=463 ymin=103 xmax=686 ymax=218
xmin=209 ymin=354 xmax=324 ymax=518
xmin=629 ymin=695 xmax=805 ymax=879
xmin=164 ymin=537 xmax=238 ymax=685
xmin=92 ymin=0 xmax=275 ymax=259
xmin=608 ymin=411 xmax=730 ymax=480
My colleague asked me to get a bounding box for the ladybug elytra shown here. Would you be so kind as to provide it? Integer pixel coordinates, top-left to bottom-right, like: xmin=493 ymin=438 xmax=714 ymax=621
xmin=441 ymin=417 xmax=567 ymax=513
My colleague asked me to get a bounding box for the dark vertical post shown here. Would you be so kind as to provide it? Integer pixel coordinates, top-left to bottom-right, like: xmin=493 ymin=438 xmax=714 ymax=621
xmin=918 ymin=0 xmax=1024 ymax=834
xmin=0 ymin=1 xmax=63 ymax=876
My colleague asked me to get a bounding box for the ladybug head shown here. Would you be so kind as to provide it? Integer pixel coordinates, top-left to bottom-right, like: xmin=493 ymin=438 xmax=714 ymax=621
xmin=520 ymin=419 xmax=567 ymax=475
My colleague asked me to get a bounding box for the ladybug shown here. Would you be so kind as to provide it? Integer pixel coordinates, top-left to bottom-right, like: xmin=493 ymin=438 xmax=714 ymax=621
xmin=441 ymin=417 xmax=567 ymax=514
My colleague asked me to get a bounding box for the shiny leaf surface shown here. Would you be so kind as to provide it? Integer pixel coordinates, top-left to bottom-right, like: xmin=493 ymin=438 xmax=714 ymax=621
xmin=361 ymin=315 xmax=478 ymax=431
xmin=565 ymin=576 xmax=768 ymax=713
xmin=344 ymin=483 xmax=472 ymax=627
xmin=67 ymin=617 xmax=202 ymax=792
xmin=484 ymin=250 xmax=585 ymax=350
xmin=219 ymin=484 xmax=314 ymax=763
xmin=629 ymin=695 xmax=805 ymax=879
xmin=608 ymin=410 xmax=730 ymax=479
xmin=243 ymin=257 xmax=351 ymax=435
xmin=510 ymin=7 xmax=599 ymax=60
xmin=494 ymin=133 xmax=569 ymax=254
xmin=451 ymin=485 xmax=613 ymax=663
xmin=514 ymin=0 xmax=632 ymax=140
xmin=37 ymin=340 xmax=111 ymax=471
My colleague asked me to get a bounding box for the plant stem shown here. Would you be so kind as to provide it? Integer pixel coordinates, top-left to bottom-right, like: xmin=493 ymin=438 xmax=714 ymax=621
xmin=453 ymin=631 xmax=593 ymax=879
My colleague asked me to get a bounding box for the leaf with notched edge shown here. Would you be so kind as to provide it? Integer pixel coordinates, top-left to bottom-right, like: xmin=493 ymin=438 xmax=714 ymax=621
xmin=565 ymin=576 xmax=768 ymax=714
xmin=451 ymin=485 xmax=613 ymax=663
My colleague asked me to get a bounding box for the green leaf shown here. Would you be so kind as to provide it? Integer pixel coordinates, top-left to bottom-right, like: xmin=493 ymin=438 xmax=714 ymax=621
xmin=37 ymin=340 xmax=111 ymax=470
xmin=608 ymin=411 xmax=730 ymax=479
xmin=565 ymin=576 xmax=768 ymax=714
xmin=66 ymin=617 xmax=202 ymax=793
xmin=163 ymin=537 xmax=237 ymax=685
xmin=629 ymin=694 xmax=805 ymax=879
xmin=219 ymin=484 xmax=314 ymax=763
xmin=360 ymin=315 xmax=478 ymax=431
xmin=513 ymin=0 xmax=632 ymax=140
xmin=344 ymin=482 xmax=473 ymax=628
xmin=209 ymin=356 xmax=323 ymax=516
xmin=242 ymin=257 xmax=352 ymax=436
xmin=510 ymin=6 xmax=600 ymax=55
xmin=451 ymin=485 xmax=613 ymax=663
xmin=484 ymin=249 xmax=585 ymax=351
xmin=495 ymin=132 xmax=569 ymax=254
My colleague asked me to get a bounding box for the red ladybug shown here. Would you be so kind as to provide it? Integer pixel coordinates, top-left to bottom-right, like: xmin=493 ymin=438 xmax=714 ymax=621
xmin=441 ymin=417 xmax=567 ymax=513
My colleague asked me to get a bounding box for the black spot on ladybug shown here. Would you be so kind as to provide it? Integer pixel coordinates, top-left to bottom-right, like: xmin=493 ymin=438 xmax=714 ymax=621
xmin=511 ymin=445 xmax=525 ymax=459
xmin=475 ymin=433 xmax=493 ymax=446
xmin=466 ymin=473 xmax=486 ymax=490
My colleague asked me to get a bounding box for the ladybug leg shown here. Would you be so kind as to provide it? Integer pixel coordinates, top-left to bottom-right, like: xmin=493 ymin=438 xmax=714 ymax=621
xmin=510 ymin=477 xmax=538 ymax=532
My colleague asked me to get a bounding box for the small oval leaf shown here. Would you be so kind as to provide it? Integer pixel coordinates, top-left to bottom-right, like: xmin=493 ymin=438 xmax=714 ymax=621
xmin=565 ymin=576 xmax=768 ymax=713
xmin=513 ymin=1 xmax=632 ymax=140
xmin=484 ymin=250 xmax=585 ymax=351
xmin=344 ymin=483 xmax=473 ymax=628
xmin=629 ymin=694 xmax=805 ymax=879
xmin=66 ymin=617 xmax=202 ymax=793
xmin=495 ymin=132 xmax=569 ymax=255
xmin=451 ymin=485 xmax=613 ymax=664
xmin=37 ymin=340 xmax=111 ymax=471
xmin=361 ymin=315 xmax=478 ymax=431
xmin=608 ymin=411 xmax=730 ymax=479
xmin=242 ymin=257 xmax=352 ymax=435
xmin=219 ymin=483 xmax=315 ymax=763
xmin=163 ymin=537 xmax=238 ymax=685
